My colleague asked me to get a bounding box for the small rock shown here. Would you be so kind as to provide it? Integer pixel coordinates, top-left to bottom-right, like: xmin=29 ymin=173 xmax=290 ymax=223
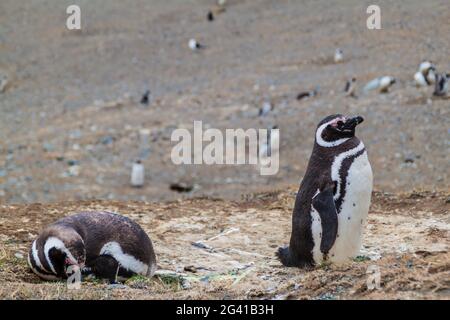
xmin=100 ymin=136 xmax=114 ymax=145
xmin=14 ymin=252 xmax=24 ymax=259
xmin=404 ymin=156 xmax=415 ymax=163
xmin=67 ymin=159 xmax=79 ymax=166
xmin=107 ymin=283 xmax=128 ymax=290
xmin=68 ymin=165 xmax=80 ymax=177
xmin=183 ymin=265 xmax=197 ymax=273
xmin=181 ymin=279 xmax=191 ymax=290
xmin=42 ymin=142 xmax=55 ymax=152
xmin=170 ymin=181 xmax=194 ymax=193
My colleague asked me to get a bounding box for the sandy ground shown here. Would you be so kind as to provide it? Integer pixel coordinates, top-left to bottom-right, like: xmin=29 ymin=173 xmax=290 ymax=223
xmin=0 ymin=190 xmax=448 ymax=300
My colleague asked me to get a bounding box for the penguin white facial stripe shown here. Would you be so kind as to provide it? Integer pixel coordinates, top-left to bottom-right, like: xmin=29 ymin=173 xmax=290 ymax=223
xmin=31 ymin=240 xmax=50 ymax=273
xmin=331 ymin=142 xmax=365 ymax=202
xmin=27 ymin=253 xmax=59 ymax=280
xmin=100 ymin=242 xmax=149 ymax=275
xmin=44 ymin=237 xmax=78 ymax=274
xmin=315 ymin=119 xmax=349 ymax=147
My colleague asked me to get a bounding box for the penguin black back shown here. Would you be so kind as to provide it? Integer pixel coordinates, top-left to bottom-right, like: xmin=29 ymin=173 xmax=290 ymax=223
xmin=28 ymin=211 xmax=157 ymax=283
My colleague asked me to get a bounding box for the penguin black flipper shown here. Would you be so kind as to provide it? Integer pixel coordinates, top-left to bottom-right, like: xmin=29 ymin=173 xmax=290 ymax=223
xmin=312 ymin=186 xmax=338 ymax=254
xmin=90 ymin=254 xmax=120 ymax=284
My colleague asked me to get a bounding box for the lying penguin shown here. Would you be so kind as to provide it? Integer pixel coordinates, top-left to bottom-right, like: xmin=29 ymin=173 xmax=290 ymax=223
xmin=363 ymin=76 xmax=396 ymax=93
xmin=28 ymin=211 xmax=157 ymax=283
xmin=277 ymin=114 xmax=373 ymax=267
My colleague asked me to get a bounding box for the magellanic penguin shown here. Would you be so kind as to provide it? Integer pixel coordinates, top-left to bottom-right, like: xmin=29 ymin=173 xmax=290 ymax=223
xmin=334 ymin=49 xmax=344 ymax=63
xmin=344 ymin=77 xmax=357 ymax=97
xmin=363 ymin=76 xmax=396 ymax=93
xmin=433 ymin=73 xmax=449 ymax=97
xmin=277 ymin=114 xmax=373 ymax=267
xmin=131 ymin=159 xmax=145 ymax=188
xmin=28 ymin=212 xmax=157 ymax=283
xmin=414 ymin=61 xmax=436 ymax=87
xmin=188 ymin=38 xmax=204 ymax=51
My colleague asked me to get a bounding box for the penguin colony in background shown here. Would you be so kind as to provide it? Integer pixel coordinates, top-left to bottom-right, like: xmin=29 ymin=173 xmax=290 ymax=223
xmin=29 ymin=212 xmax=157 ymax=283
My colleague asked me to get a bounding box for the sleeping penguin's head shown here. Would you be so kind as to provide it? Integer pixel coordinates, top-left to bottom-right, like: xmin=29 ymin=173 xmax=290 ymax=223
xmin=40 ymin=225 xmax=86 ymax=278
xmin=315 ymin=114 xmax=364 ymax=147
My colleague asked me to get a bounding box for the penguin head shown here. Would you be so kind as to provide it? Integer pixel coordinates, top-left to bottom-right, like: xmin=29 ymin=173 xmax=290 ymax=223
xmin=316 ymin=114 xmax=364 ymax=146
xmin=43 ymin=227 xmax=86 ymax=277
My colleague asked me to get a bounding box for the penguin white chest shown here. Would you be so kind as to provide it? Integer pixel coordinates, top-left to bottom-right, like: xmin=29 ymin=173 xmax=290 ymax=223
xmin=311 ymin=150 xmax=373 ymax=264
xmin=330 ymin=151 xmax=372 ymax=263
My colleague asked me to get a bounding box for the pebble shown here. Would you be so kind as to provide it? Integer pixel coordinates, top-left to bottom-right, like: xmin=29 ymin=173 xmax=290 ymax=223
xmin=42 ymin=142 xmax=55 ymax=152
xmin=100 ymin=136 xmax=114 ymax=145
xmin=107 ymin=284 xmax=128 ymax=290
xmin=14 ymin=252 xmax=24 ymax=259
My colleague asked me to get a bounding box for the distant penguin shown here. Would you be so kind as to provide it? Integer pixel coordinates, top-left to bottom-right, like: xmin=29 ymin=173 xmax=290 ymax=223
xmin=334 ymin=49 xmax=344 ymax=63
xmin=188 ymin=38 xmax=204 ymax=51
xmin=28 ymin=212 xmax=157 ymax=283
xmin=378 ymin=76 xmax=396 ymax=93
xmin=207 ymin=11 xmax=214 ymax=21
xmin=414 ymin=71 xmax=429 ymax=87
xmin=415 ymin=61 xmax=436 ymax=86
xmin=364 ymin=76 xmax=396 ymax=93
xmin=277 ymin=114 xmax=373 ymax=267
xmin=297 ymin=87 xmax=318 ymax=100
xmin=433 ymin=73 xmax=449 ymax=97
xmin=140 ymin=90 xmax=151 ymax=105
xmin=344 ymin=78 xmax=357 ymax=97
xmin=131 ymin=159 xmax=145 ymax=188
xmin=259 ymin=101 xmax=273 ymax=117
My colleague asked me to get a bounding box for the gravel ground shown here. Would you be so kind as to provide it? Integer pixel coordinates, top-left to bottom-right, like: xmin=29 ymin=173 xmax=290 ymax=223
xmin=0 ymin=0 xmax=449 ymax=203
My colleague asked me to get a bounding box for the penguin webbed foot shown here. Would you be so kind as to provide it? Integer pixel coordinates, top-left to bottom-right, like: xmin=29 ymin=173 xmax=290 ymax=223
xmin=276 ymin=246 xmax=292 ymax=267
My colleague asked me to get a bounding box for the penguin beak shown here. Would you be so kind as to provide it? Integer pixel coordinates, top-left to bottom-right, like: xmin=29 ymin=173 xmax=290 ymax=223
xmin=342 ymin=116 xmax=364 ymax=130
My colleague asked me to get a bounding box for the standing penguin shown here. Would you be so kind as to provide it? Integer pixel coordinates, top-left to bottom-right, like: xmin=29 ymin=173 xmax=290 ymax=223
xmin=277 ymin=114 xmax=373 ymax=267
xmin=28 ymin=211 xmax=157 ymax=283
xmin=131 ymin=159 xmax=145 ymax=188
xmin=334 ymin=48 xmax=344 ymax=63
xmin=344 ymin=77 xmax=357 ymax=97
